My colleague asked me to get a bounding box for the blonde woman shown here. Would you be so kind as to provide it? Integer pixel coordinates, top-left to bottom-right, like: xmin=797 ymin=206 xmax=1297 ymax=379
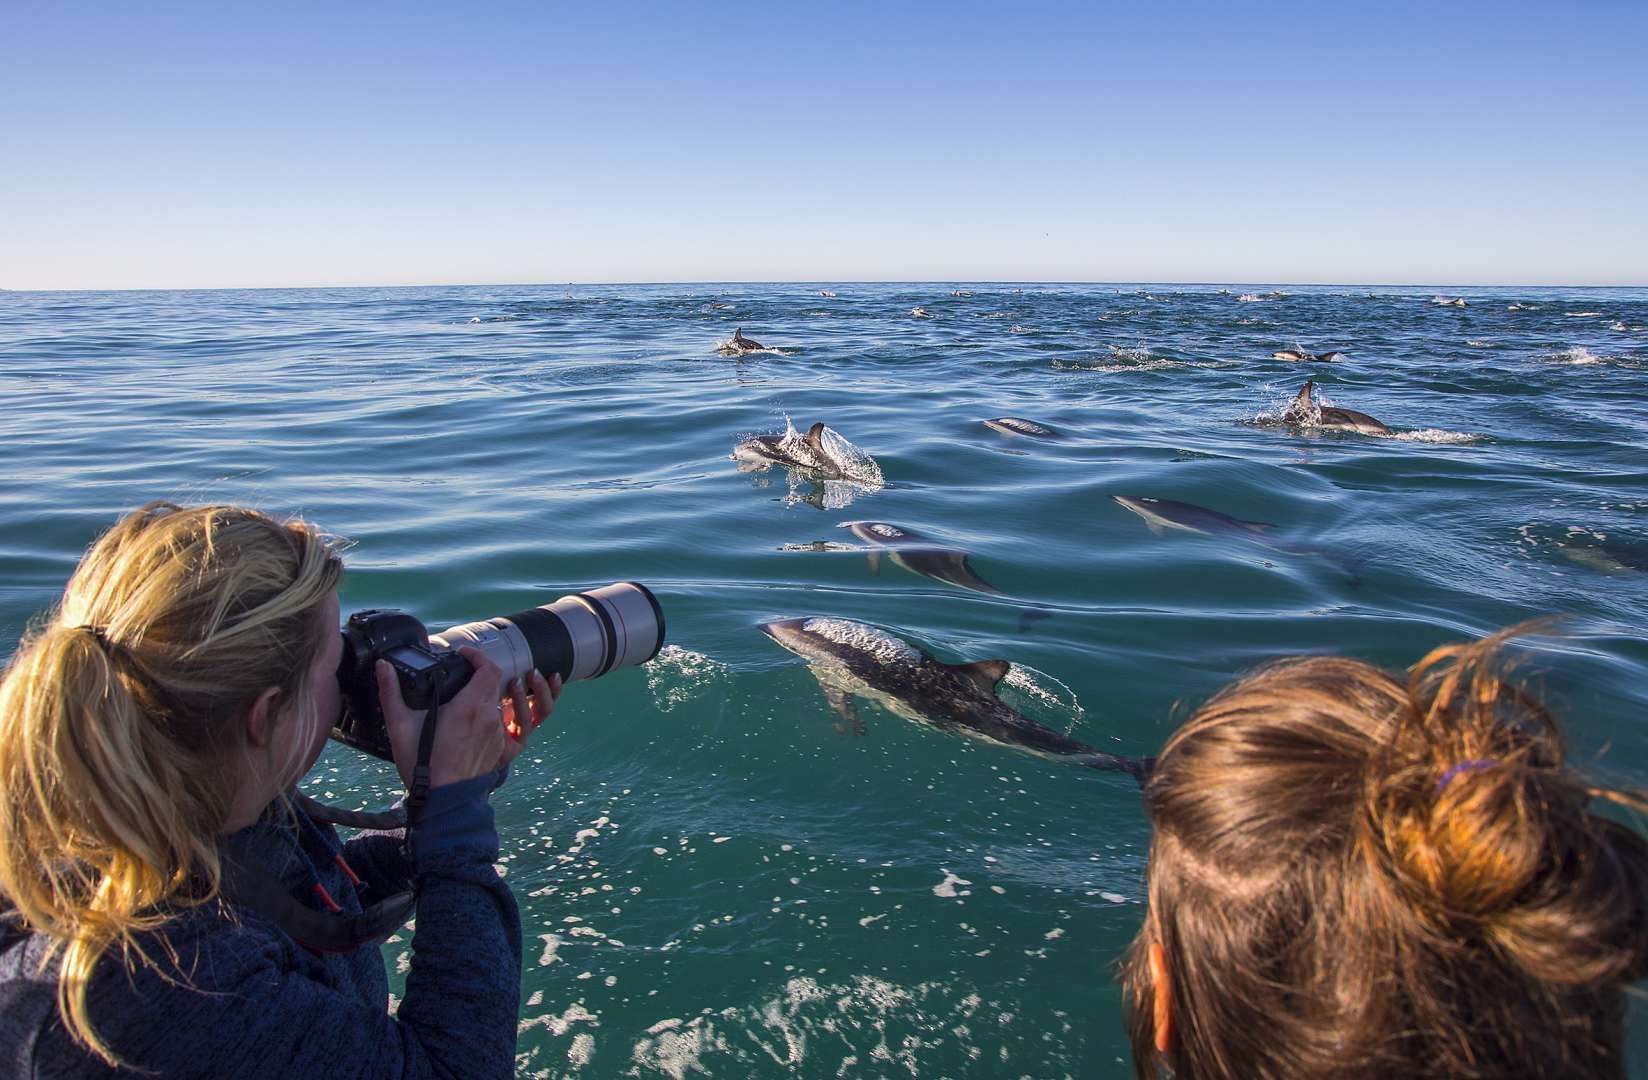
xmin=0 ymin=502 xmax=559 ymax=1077
xmin=1123 ymin=627 xmax=1648 ymax=1078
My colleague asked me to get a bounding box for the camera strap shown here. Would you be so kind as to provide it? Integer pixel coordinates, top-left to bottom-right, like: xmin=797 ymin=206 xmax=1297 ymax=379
xmin=406 ymin=668 xmax=444 ymax=817
xmin=217 ymin=799 xmax=416 ymax=955
xmin=218 ymin=855 xmax=416 ymax=955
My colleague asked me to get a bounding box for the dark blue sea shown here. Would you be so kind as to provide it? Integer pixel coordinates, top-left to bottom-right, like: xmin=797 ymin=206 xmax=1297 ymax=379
xmin=3 ymin=282 xmax=1646 ymax=1077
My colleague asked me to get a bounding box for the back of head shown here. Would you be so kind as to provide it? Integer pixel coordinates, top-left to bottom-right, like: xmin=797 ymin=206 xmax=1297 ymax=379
xmin=0 ymin=501 xmax=342 ymax=1062
xmin=1124 ymin=626 xmax=1648 ymax=1079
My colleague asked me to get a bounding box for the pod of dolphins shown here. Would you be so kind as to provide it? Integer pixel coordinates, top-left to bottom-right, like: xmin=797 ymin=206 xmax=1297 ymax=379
xmin=721 ymin=314 xmax=1410 ymax=786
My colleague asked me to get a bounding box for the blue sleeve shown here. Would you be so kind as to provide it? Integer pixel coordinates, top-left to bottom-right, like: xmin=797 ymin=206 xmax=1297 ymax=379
xmin=341 ymin=766 xmax=510 ymax=897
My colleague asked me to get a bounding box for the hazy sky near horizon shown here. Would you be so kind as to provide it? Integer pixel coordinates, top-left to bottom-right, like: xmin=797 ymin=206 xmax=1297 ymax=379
xmin=4 ymin=1 xmax=1645 ymax=291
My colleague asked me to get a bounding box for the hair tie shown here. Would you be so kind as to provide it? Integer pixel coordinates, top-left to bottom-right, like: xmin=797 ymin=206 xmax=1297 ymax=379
xmin=1436 ymin=759 xmax=1497 ymax=794
xmin=75 ymin=625 xmax=114 ymax=653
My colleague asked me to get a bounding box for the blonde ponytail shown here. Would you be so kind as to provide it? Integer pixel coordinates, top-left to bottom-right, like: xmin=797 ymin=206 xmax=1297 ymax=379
xmin=0 ymin=502 xmax=342 ymax=1063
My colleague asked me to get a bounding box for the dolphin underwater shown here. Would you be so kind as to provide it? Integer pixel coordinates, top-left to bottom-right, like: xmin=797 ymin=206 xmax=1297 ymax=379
xmin=1560 ymin=541 xmax=1648 ymax=573
xmin=1111 ymin=496 xmax=1279 ymax=543
xmin=717 ymin=328 xmax=768 ymax=356
xmin=1111 ymin=495 xmax=1363 ymax=583
xmin=982 ymin=417 xmax=1062 ymax=439
xmin=759 ymin=617 xmax=1149 ymax=781
xmin=1282 ymin=380 xmax=1391 ymax=436
xmin=1272 ymin=349 xmax=1345 ymax=362
xmin=838 ymin=521 xmax=1003 ymax=595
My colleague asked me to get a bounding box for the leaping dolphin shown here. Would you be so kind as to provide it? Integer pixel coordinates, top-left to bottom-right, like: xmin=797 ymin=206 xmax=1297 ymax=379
xmin=838 ymin=521 xmax=1003 ymax=595
xmin=717 ymin=328 xmax=768 ymax=356
xmin=733 ymin=421 xmax=842 ymax=477
xmin=759 ymin=617 xmax=1149 ymax=782
xmin=1282 ymin=380 xmax=1391 ymax=436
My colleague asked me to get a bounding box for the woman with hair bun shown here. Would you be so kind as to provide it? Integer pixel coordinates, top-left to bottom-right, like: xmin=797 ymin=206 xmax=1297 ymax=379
xmin=0 ymin=502 xmax=559 ymax=1077
xmin=1122 ymin=625 xmax=1648 ymax=1079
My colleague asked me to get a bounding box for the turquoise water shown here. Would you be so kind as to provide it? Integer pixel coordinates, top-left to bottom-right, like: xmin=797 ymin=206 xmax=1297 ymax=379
xmin=3 ymin=283 xmax=1646 ymax=1077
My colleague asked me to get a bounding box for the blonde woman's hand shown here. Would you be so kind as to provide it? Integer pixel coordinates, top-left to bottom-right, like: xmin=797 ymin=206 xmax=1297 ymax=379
xmin=498 ymin=669 xmax=561 ymax=771
xmin=378 ymin=647 xmax=510 ymax=790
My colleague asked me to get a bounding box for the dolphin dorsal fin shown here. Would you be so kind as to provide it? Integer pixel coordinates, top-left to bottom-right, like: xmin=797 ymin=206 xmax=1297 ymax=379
xmin=1295 ymin=380 xmax=1314 ymax=410
xmin=805 ymin=422 xmax=827 ymax=454
xmin=949 ymin=659 xmax=1011 ymax=695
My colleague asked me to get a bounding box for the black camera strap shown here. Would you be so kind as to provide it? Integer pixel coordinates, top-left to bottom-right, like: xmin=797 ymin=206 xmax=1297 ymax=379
xmin=218 ymin=855 xmax=416 ymax=955
xmin=217 ymin=797 xmax=417 ymax=955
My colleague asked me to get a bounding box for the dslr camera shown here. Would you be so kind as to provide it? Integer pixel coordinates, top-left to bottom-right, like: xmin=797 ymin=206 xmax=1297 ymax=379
xmin=333 ymin=582 xmax=665 ymax=760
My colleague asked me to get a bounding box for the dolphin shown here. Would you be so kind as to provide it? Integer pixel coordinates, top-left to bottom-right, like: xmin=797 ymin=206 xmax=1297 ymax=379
xmin=982 ymin=417 xmax=1062 ymax=439
xmin=1560 ymin=541 xmax=1648 ymax=573
xmin=1272 ymin=349 xmax=1344 ymax=362
xmin=758 ymin=617 xmax=1149 ymax=781
xmin=717 ymin=328 xmax=768 ymax=356
xmin=732 ymin=421 xmax=843 ymax=477
xmin=1282 ymin=380 xmax=1391 ymax=436
xmin=838 ymin=521 xmax=1003 ymax=595
xmin=911 ymin=307 xmax=933 ymax=319
xmin=1111 ymin=495 xmax=1363 ymax=583
xmin=1111 ymin=496 xmax=1279 ymax=542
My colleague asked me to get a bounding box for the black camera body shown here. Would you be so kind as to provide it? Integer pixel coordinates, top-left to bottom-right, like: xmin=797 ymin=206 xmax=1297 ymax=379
xmin=332 ymin=583 xmax=665 ymax=762
xmin=334 ymin=610 xmax=473 ymax=759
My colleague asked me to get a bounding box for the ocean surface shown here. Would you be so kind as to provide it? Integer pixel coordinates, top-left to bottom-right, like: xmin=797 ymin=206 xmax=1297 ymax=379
xmin=3 ymin=282 xmax=1646 ymax=1077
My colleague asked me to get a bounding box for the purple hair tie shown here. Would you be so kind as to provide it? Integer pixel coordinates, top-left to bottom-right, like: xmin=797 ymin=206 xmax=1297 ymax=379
xmin=1436 ymin=759 xmax=1497 ymax=794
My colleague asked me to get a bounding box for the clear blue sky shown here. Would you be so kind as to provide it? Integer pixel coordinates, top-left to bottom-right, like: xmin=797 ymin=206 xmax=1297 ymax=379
xmin=4 ymin=1 xmax=1645 ymax=289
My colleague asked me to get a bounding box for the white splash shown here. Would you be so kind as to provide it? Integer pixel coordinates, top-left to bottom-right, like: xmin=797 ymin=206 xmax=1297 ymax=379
xmin=933 ymin=870 xmax=973 ymax=898
xmin=1000 ymin=663 xmax=1085 ymax=726
xmin=520 ymin=1002 xmax=598 ymax=1036
xmin=646 ymin=645 xmax=730 ymax=713
xmin=1392 ymin=429 xmax=1486 ymax=445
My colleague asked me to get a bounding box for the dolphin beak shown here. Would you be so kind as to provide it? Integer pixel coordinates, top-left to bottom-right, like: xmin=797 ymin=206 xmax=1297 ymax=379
xmin=758 ymin=618 xmax=807 ymax=642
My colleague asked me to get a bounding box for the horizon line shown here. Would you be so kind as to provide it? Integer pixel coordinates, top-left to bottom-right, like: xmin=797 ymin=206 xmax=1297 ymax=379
xmin=5 ymin=277 xmax=1647 ymax=295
